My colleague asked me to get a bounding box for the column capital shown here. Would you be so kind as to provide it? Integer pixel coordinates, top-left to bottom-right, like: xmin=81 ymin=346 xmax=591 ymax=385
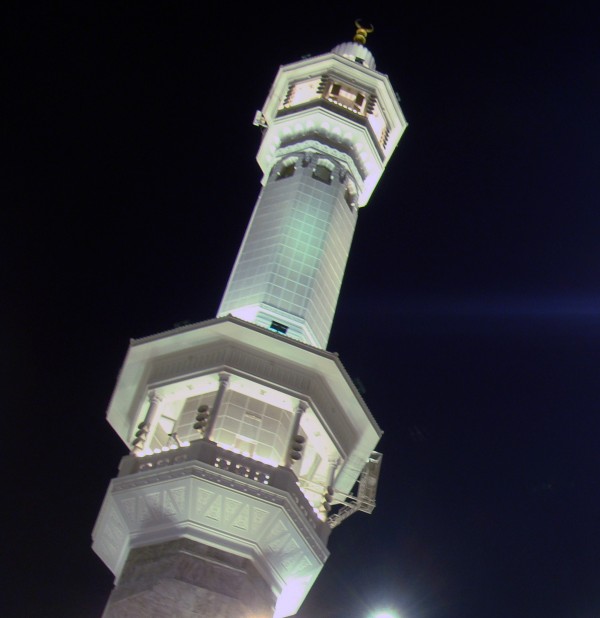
xmin=296 ymin=400 xmax=308 ymax=414
xmin=148 ymin=390 xmax=163 ymax=405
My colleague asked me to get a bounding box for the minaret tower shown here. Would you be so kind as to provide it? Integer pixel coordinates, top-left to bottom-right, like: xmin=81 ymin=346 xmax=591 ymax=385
xmin=93 ymin=24 xmax=406 ymax=618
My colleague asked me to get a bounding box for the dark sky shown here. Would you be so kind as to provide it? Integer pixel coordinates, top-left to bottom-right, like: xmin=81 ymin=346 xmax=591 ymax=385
xmin=5 ymin=2 xmax=600 ymax=617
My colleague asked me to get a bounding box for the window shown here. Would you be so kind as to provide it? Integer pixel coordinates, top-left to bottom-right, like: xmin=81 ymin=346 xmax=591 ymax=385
xmin=234 ymin=435 xmax=257 ymax=458
xmin=281 ymin=77 xmax=321 ymax=108
xmin=270 ymin=320 xmax=288 ymax=335
xmin=277 ymin=162 xmax=295 ymax=179
xmin=174 ymin=393 xmax=217 ymax=443
xmin=312 ymin=163 xmax=332 ymax=185
xmin=354 ymin=94 xmax=365 ymax=112
xmin=148 ymin=415 xmax=176 ymax=450
xmin=211 ymin=388 xmax=293 ymax=466
xmin=277 ymin=156 xmax=298 ymax=180
xmin=325 ymin=80 xmax=368 ymax=115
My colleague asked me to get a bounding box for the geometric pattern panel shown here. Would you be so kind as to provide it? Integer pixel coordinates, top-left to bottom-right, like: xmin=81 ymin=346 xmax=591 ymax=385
xmin=93 ymin=502 xmax=128 ymax=571
xmin=92 ymin=461 xmax=329 ymax=617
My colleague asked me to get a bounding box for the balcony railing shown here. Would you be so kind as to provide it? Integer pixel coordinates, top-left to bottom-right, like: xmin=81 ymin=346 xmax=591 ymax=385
xmin=117 ymin=439 xmax=330 ymax=542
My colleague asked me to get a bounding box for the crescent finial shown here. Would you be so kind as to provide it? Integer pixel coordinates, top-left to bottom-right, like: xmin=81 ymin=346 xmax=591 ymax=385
xmin=353 ymin=19 xmax=374 ymax=45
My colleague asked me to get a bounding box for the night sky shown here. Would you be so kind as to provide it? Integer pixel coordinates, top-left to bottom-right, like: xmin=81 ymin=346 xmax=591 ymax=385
xmin=6 ymin=3 xmax=600 ymax=617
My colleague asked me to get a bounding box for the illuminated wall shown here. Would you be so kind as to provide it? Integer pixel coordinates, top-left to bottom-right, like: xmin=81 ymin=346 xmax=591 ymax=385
xmin=218 ymin=153 xmax=358 ymax=349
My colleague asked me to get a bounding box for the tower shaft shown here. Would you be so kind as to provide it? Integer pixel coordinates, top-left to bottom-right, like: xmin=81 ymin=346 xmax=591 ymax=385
xmin=102 ymin=540 xmax=275 ymax=618
xmin=218 ymin=153 xmax=358 ymax=349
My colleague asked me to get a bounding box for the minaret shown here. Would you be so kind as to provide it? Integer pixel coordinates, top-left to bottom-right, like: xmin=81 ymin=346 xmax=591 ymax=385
xmin=93 ymin=24 xmax=406 ymax=618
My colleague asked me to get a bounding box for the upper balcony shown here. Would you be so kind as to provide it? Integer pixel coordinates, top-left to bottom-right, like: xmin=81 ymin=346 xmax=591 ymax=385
xmin=254 ymin=50 xmax=407 ymax=206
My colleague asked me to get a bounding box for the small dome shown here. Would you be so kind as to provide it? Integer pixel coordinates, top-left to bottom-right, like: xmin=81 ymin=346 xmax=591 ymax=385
xmin=331 ymin=42 xmax=376 ymax=70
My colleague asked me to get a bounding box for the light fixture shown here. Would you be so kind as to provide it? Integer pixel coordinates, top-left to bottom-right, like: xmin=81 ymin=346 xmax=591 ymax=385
xmin=371 ymin=611 xmax=399 ymax=618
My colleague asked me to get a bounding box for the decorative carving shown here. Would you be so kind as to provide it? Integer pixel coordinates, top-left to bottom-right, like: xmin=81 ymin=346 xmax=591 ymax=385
xmin=165 ymin=487 xmax=185 ymax=516
xmin=106 ymin=460 xmax=330 ymax=561
xmin=92 ymin=503 xmax=127 ymax=568
xmin=275 ymin=139 xmax=366 ymax=186
xmin=195 ymin=487 xmax=214 ymax=514
xmin=266 ymin=520 xmax=290 ymax=552
xmin=223 ymin=497 xmax=241 ymax=524
xmin=232 ymin=504 xmax=250 ymax=530
xmin=205 ymin=495 xmax=223 ymax=521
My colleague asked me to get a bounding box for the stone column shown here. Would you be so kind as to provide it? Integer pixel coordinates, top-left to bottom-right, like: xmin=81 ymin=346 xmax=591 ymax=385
xmin=131 ymin=390 xmax=162 ymax=454
xmin=203 ymin=372 xmax=230 ymax=441
xmin=323 ymin=456 xmax=340 ymax=512
xmin=285 ymin=400 xmax=308 ymax=466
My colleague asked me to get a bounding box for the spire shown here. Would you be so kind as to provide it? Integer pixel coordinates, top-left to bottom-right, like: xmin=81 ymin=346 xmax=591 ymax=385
xmin=331 ymin=20 xmax=377 ymax=69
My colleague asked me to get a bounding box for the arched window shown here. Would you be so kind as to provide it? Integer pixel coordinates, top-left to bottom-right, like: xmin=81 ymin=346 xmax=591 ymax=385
xmin=312 ymin=159 xmax=334 ymax=185
xmin=277 ymin=157 xmax=297 ymax=180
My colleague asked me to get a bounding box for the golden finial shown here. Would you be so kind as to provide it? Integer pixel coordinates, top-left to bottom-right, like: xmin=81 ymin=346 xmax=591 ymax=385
xmin=353 ymin=20 xmax=374 ymax=45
